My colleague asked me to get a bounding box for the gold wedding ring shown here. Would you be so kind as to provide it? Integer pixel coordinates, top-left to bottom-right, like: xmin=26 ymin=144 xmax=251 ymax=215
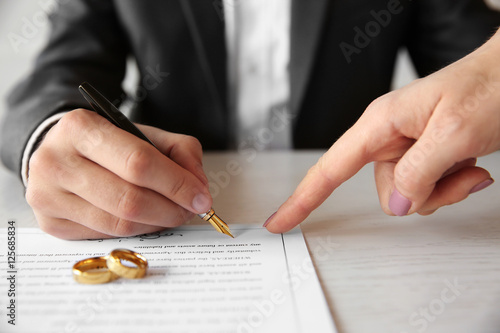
xmin=72 ymin=256 xmax=119 ymax=284
xmin=73 ymin=249 xmax=148 ymax=284
xmin=106 ymin=248 xmax=148 ymax=279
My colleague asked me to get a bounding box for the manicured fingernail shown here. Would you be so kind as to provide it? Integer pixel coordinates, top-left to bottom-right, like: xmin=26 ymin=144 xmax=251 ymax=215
xmin=192 ymin=193 xmax=211 ymax=213
xmin=389 ymin=189 xmax=412 ymax=216
xmin=469 ymin=178 xmax=494 ymax=194
xmin=263 ymin=212 xmax=276 ymax=227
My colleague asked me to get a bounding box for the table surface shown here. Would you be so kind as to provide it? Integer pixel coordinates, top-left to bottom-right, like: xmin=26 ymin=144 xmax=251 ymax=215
xmin=1 ymin=150 xmax=499 ymax=333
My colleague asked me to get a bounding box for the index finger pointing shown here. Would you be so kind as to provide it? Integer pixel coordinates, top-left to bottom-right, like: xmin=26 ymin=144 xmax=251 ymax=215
xmin=264 ymin=124 xmax=372 ymax=233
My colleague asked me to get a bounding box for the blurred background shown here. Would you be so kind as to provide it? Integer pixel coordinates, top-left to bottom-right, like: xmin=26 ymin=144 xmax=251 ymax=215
xmin=1 ymin=0 xmax=500 ymax=165
xmin=0 ymin=0 xmax=499 ymax=225
xmin=0 ymin=0 xmax=420 ymax=151
xmin=0 ymin=1 xmax=51 ymax=131
xmin=0 ymin=0 xmax=419 ymax=225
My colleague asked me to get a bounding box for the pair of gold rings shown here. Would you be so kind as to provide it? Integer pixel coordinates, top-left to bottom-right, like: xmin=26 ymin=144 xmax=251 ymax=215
xmin=73 ymin=248 xmax=148 ymax=284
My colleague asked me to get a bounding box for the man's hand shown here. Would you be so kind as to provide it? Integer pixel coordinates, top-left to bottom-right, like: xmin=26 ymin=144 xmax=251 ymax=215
xmin=265 ymin=31 xmax=500 ymax=233
xmin=26 ymin=109 xmax=212 ymax=239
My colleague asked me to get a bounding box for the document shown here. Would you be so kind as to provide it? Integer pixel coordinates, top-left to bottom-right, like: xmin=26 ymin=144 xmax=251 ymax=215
xmin=0 ymin=225 xmax=336 ymax=333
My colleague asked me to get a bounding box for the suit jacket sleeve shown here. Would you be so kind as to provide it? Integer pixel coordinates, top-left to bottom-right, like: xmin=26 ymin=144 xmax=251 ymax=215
xmin=0 ymin=0 xmax=128 ymax=177
xmin=407 ymin=0 xmax=500 ymax=76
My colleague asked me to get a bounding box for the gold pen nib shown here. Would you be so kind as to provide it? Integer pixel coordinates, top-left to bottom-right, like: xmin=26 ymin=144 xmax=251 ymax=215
xmin=200 ymin=209 xmax=234 ymax=238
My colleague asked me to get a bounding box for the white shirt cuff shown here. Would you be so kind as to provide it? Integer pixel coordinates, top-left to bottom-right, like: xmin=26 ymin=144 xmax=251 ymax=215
xmin=21 ymin=112 xmax=67 ymax=187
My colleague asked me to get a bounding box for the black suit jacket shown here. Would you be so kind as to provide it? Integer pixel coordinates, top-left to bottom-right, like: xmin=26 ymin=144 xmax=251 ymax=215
xmin=2 ymin=0 xmax=499 ymax=176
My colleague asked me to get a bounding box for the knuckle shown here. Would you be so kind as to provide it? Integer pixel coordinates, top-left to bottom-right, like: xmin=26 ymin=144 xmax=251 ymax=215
xmin=124 ymin=149 xmax=152 ymax=183
xmin=28 ymin=148 xmax=51 ymax=177
xmin=58 ymin=109 xmax=91 ymax=133
xmin=315 ymin=154 xmax=328 ymax=172
xmin=394 ymin=154 xmax=425 ymax=189
xmin=168 ymin=174 xmax=188 ymax=198
xmin=394 ymin=163 xmax=421 ymax=192
xmin=169 ymin=207 xmax=193 ymax=227
xmin=184 ymin=135 xmax=203 ymax=151
xmin=116 ymin=187 xmax=144 ymax=221
xmin=434 ymin=112 xmax=465 ymax=139
xmin=365 ymin=95 xmax=386 ymax=113
xmin=37 ymin=218 xmax=73 ymax=240
xmin=37 ymin=218 xmax=58 ymax=237
xmin=311 ymin=155 xmax=335 ymax=187
xmin=170 ymin=134 xmax=203 ymax=159
xmin=291 ymin=194 xmax=313 ymax=217
xmin=29 ymin=148 xmax=77 ymax=185
xmin=364 ymin=92 xmax=395 ymax=117
xmin=25 ymin=185 xmax=48 ymax=210
xmin=56 ymin=109 xmax=101 ymax=151
xmin=108 ymin=217 xmax=137 ymax=237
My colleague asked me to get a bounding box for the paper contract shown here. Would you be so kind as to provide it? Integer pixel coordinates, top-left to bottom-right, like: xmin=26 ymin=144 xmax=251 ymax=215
xmin=0 ymin=225 xmax=336 ymax=333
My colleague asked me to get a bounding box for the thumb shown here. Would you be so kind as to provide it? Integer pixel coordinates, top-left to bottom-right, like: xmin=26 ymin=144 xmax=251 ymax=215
xmin=389 ymin=110 xmax=480 ymax=215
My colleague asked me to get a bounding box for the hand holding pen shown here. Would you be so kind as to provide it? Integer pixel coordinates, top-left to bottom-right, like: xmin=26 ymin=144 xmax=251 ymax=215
xmin=24 ymin=83 xmax=232 ymax=239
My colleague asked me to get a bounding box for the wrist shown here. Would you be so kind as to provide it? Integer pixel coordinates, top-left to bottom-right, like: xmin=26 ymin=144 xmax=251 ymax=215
xmin=21 ymin=112 xmax=67 ymax=187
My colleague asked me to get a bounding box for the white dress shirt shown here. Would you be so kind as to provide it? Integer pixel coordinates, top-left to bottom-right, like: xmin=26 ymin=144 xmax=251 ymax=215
xmin=224 ymin=0 xmax=291 ymax=150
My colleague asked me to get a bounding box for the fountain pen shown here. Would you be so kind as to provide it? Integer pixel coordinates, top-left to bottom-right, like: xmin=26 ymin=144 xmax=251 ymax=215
xmin=78 ymin=82 xmax=233 ymax=238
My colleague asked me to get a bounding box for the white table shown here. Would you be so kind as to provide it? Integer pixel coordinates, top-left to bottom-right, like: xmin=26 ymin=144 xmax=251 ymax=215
xmin=1 ymin=151 xmax=499 ymax=333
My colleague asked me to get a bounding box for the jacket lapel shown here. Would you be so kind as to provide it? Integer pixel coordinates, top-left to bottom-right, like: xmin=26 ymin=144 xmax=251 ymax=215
xmin=180 ymin=0 xmax=329 ymax=127
xmin=290 ymin=0 xmax=330 ymax=117
xmin=180 ymin=0 xmax=228 ymax=121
